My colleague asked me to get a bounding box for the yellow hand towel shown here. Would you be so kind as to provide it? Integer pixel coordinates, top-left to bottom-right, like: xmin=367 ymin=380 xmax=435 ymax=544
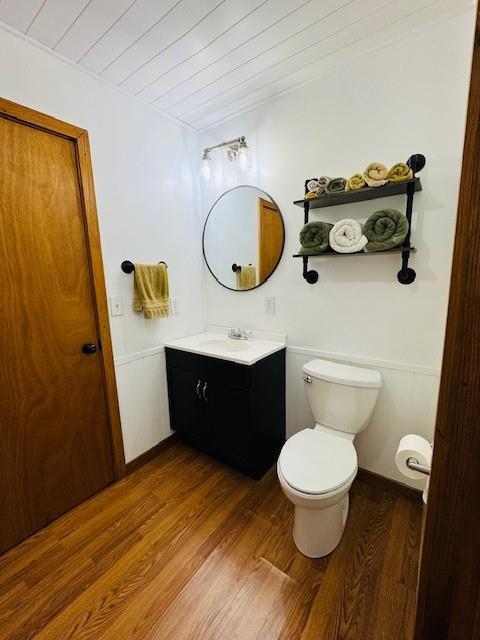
xmin=236 ymin=265 xmax=257 ymax=290
xmin=133 ymin=263 xmax=169 ymax=319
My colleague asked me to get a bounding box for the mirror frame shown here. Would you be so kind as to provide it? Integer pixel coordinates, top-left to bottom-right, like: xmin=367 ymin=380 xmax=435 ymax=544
xmin=202 ymin=185 xmax=285 ymax=292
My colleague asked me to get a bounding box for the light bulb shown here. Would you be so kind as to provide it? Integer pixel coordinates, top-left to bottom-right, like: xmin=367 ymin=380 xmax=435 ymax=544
xmin=201 ymin=152 xmax=213 ymax=180
xmin=237 ymin=142 xmax=251 ymax=171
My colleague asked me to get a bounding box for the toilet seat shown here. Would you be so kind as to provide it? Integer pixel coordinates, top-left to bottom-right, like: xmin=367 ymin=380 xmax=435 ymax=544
xmin=278 ymin=428 xmax=357 ymax=496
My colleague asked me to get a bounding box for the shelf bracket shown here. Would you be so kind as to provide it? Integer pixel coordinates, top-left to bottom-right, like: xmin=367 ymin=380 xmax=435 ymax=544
xmin=301 ymin=196 xmax=319 ymax=284
xmin=397 ymin=153 xmax=426 ymax=285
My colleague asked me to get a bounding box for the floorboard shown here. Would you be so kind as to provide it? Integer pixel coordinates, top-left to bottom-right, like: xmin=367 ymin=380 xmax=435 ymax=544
xmin=0 ymin=442 xmax=423 ymax=640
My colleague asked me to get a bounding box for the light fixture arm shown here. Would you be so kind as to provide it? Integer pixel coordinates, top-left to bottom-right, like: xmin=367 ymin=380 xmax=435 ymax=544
xmin=202 ymin=136 xmax=246 ymax=156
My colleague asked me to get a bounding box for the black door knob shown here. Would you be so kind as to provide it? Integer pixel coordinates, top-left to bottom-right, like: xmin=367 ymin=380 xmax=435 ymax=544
xmin=82 ymin=343 xmax=97 ymax=354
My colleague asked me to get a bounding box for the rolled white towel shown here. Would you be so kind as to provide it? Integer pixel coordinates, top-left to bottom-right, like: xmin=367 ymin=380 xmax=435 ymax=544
xmin=329 ymin=219 xmax=368 ymax=253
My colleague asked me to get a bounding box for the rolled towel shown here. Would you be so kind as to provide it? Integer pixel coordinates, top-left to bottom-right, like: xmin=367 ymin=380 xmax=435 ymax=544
xmin=363 ymin=208 xmax=409 ymax=253
xmin=307 ymin=179 xmax=319 ymax=192
xmin=317 ymin=176 xmax=330 ymax=195
xmin=299 ymin=221 xmax=333 ymax=255
xmin=363 ymin=162 xmax=389 ymax=187
xmin=329 ymin=219 xmax=368 ymax=253
xmin=388 ymin=162 xmax=413 ymax=182
xmin=346 ymin=173 xmax=366 ymax=191
xmin=305 ymin=191 xmax=318 ymax=199
xmin=325 ymin=177 xmax=346 ymax=194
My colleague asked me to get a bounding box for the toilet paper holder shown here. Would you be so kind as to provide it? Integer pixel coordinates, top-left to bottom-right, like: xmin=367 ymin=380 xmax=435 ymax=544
xmin=406 ymin=457 xmax=431 ymax=476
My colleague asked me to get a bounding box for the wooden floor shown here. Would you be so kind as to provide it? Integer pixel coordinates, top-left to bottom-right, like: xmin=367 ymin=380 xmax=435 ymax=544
xmin=0 ymin=442 xmax=422 ymax=640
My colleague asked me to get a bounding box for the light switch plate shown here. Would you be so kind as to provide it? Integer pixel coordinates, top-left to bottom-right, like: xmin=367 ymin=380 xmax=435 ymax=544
xmin=170 ymin=297 xmax=179 ymax=315
xmin=265 ymin=296 xmax=276 ymax=314
xmin=110 ymin=295 xmax=123 ymax=316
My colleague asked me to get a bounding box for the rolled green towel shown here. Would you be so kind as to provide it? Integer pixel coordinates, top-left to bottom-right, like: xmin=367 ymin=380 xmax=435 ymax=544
xmin=363 ymin=209 xmax=409 ymax=253
xmin=299 ymin=221 xmax=334 ymax=255
xmin=325 ymin=177 xmax=346 ymax=194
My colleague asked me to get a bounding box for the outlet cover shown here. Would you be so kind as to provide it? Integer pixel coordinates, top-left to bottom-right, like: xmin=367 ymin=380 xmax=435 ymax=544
xmin=265 ymin=296 xmax=276 ymax=314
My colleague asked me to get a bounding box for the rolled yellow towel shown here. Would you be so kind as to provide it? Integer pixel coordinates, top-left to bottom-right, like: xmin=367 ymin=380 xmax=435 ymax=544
xmin=305 ymin=191 xmax=318 ymax=199
xmin=363 ymin=162 xmax=389 ymax=187
xmin=388 ymin=162 xmax=413 ymax=182
xmin=345 ymin=173 xmax=366 ymax=191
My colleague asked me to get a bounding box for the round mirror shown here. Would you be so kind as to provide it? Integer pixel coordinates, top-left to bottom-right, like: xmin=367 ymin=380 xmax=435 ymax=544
xmin=203 ymin=186 xmax=285 ymax=291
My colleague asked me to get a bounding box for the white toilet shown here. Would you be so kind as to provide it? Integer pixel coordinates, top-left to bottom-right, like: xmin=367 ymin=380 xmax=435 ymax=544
xmin=277 ymin=358 xmax=382 ymax=558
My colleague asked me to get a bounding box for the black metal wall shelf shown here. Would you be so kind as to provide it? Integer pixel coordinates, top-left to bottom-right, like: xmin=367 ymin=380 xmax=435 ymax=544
xmin=296 ymin=154 xmax=425 ymax=285
xmin=293 ymin=247 xmax=417 ymax=259
xmin=294 ymin=177 xmax=421 ymax=209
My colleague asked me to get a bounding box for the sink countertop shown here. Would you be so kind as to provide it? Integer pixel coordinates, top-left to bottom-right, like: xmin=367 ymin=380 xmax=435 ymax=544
xmin=164 ymin=325 xmax=287 ymax=366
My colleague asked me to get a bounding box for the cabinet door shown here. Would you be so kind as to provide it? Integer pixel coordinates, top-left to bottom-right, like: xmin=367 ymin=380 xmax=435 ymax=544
xmin=206 ymin=381 xmax=252 ymax=461
xmin=167 ymin=367 xmax=205 ymax=442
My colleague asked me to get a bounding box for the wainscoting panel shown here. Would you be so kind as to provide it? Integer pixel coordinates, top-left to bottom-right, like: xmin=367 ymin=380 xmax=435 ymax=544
xmin=115 ymin=349 xmax=172 ymax=463
xmin=286 ymin=349 xmax=439 ymax=490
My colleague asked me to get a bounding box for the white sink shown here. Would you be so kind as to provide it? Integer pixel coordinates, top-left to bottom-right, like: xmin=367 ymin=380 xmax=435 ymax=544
xmin=164 ymin=326 xmax=286 ymax=366
xmin=196 ymin=338 xmax=249 ymax=352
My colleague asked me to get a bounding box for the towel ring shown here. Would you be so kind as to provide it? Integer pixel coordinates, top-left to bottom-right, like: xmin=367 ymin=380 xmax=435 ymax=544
xmin=121 ymin=260 xmax=167 ymax=274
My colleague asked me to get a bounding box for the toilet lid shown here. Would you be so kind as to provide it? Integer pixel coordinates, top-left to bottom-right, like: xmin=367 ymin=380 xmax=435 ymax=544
xmin=279 ymin=429 xmax=358 ymax=495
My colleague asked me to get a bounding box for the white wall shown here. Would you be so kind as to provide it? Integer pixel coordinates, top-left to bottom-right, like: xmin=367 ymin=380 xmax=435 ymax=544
xmin=0 ymin=28 xmax=205 ymax=462
xmin=200 ymin=9 xmax=476 ymax=488
xmin=0 ymin=7 xmax=475 ymax=485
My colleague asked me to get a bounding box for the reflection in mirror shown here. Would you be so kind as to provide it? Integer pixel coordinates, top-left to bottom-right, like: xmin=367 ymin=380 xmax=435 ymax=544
xmin=203 ymin=186 xmax=285 ymax=291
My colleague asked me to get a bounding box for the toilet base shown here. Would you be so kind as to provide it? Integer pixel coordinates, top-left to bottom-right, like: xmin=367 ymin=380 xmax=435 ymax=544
xmin=292 ymin=494 xmax=349 ymax=558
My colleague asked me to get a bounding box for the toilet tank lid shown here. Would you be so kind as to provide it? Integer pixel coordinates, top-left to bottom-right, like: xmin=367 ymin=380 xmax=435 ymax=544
xmin=303 ymin=359 xmax=382 ymax=388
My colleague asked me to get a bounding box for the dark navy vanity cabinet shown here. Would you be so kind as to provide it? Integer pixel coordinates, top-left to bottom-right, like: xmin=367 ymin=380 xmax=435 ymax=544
xmin=165 ymin=347 xmax=286 ymax=479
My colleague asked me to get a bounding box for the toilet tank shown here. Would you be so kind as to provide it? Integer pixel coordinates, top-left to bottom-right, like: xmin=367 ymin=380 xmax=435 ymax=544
xmin=303 ymin=359 xmax=382 ymax=435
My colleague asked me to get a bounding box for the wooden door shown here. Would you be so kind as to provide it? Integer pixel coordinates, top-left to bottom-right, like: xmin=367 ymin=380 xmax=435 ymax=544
xmin=414 ymin=6 xmax=480 ymax=638
xmin=0 ymin=99 xmax=124 ymax=554
xmin=258 ymin=197 xmax=283 ymax=282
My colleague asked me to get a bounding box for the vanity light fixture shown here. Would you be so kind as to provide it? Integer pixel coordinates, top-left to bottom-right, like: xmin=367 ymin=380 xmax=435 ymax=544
xmin=200 ymin=136 xmax=251 ymax=180
xmin=237 ymin=138 xmax=252 ymax=171
xmin=201 ymin=150 xmax=214 ymax=181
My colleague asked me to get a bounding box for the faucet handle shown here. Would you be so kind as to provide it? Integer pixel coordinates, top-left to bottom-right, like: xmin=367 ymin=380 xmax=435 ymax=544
xmin=228 ymin=327 xmax=248 ymax=340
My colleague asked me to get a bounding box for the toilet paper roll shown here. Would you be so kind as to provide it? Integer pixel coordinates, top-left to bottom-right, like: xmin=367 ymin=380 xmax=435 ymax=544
xmin=395 ymin=434 xmax=432 ymax=480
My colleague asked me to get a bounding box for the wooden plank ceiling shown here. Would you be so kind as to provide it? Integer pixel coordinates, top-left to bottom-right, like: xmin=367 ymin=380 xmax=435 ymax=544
xmin=0 ymin=0 xmax=470 ymax=130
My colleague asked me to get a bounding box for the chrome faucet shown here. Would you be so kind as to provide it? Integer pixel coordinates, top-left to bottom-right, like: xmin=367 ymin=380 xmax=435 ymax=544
xmin=228 ymin=328 xmax=248 ymax=340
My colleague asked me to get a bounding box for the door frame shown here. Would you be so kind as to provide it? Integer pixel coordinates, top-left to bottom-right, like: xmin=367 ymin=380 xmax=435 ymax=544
xmin=414 ymin=6 xmax=480 ymax=638
xmin=257 ymin=196 xmax=283 ymax=284
xmin=0 ymin=97 xmax=126 ymax=480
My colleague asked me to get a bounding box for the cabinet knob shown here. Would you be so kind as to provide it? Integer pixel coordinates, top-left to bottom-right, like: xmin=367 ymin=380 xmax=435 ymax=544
xmin=202 ymin=381 xmax=208 ymax=402
xmin=196 ymin=380 xmax=202 ymax=399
